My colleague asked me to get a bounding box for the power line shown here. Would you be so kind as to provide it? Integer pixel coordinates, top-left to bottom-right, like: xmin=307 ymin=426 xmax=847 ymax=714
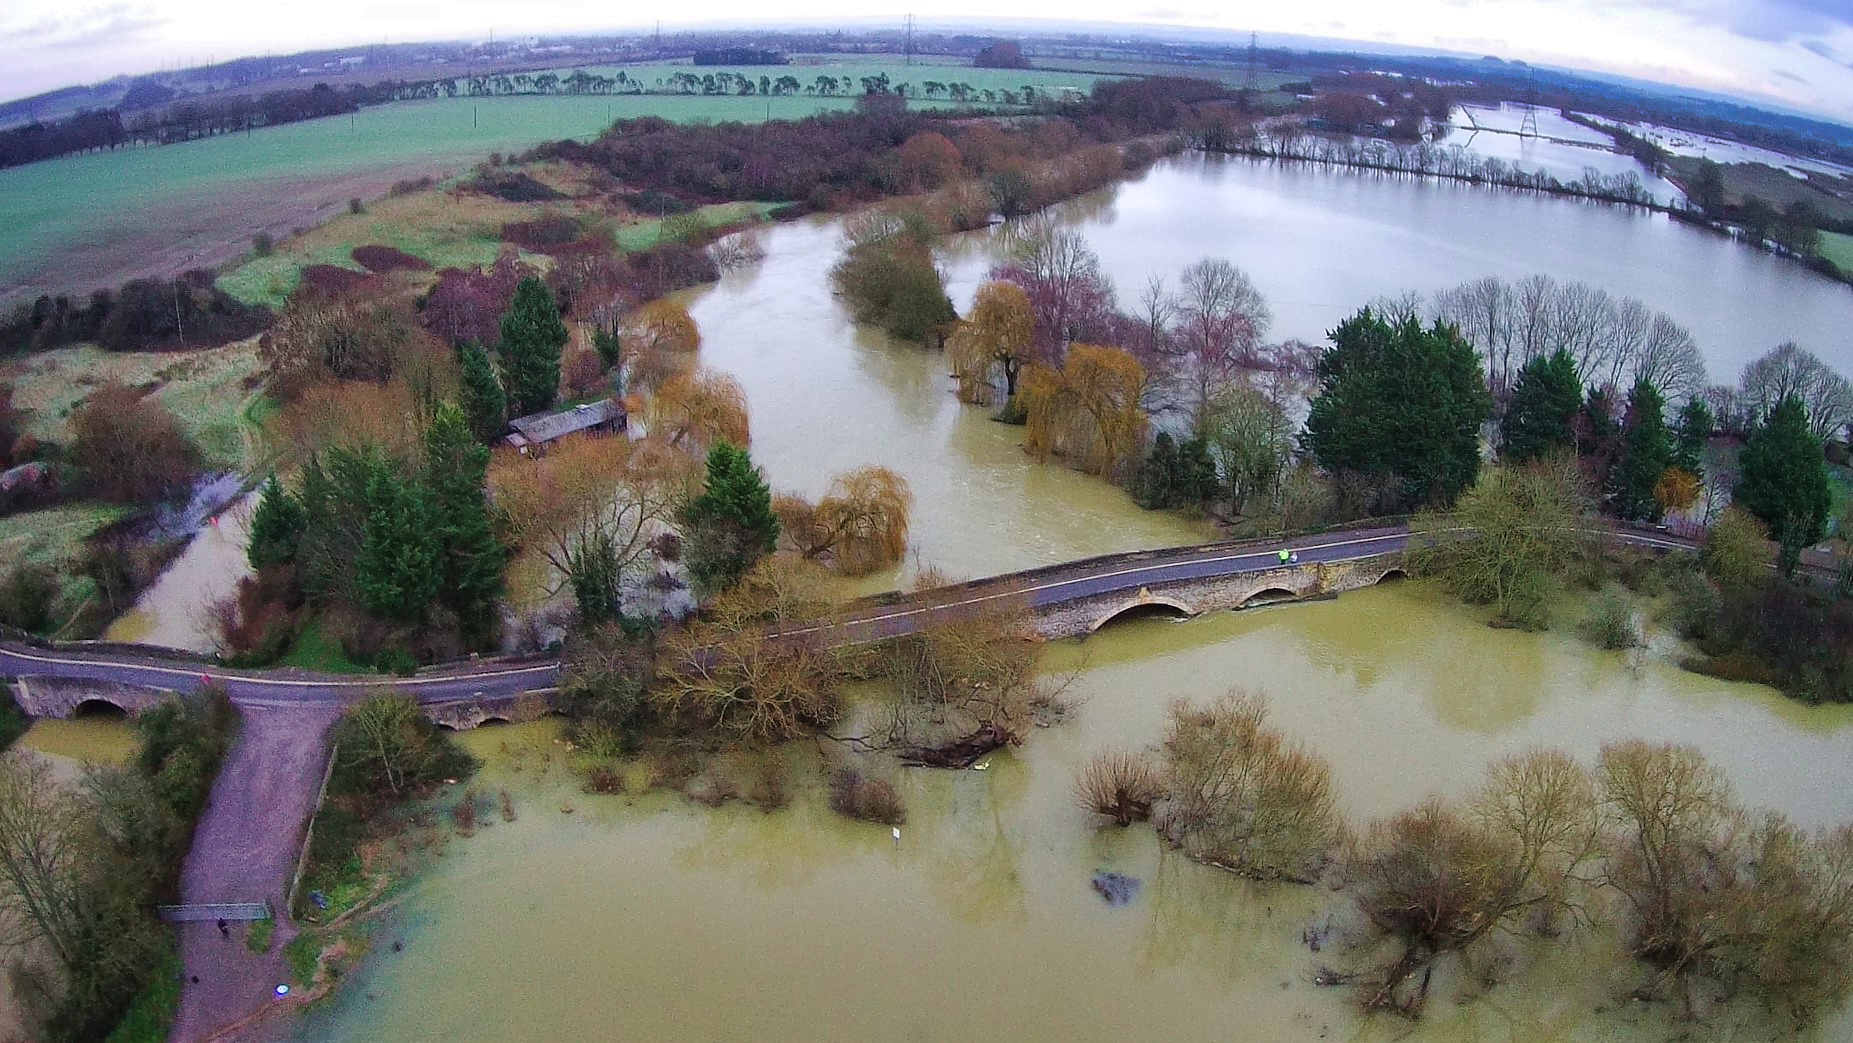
xmin=905 ymin=14 xmax=916 ymax=66
xmin=1244 ymin=32 xmax=1259 ymax=92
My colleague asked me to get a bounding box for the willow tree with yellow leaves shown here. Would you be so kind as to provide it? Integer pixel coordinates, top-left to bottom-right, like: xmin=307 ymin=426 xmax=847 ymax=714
xmin=774 ymin=466 xmax=914 ymax=576
xmin=623 ymin=299 xmax=702 ymax=391
xmin=1021 ymin=344 xmax=1149 ymax=481
xmin=949 ymin=281 xmax=1037 ymax=406
xmin=645 ymin=367 xmax=751 ymax=452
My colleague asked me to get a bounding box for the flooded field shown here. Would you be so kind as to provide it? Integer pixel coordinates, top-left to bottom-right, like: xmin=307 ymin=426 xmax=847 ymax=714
xmin=286 ymin=584 xmax=1853 ymax=1042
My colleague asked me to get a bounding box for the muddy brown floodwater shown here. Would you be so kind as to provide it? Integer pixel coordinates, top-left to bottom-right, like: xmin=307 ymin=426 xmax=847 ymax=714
xmin=284 ymin=584 xmax=1853 ymax=1043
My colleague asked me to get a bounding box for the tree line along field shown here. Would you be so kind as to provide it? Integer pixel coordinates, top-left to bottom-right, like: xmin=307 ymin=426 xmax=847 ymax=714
xmin=0 ymin=61 xmax=1104 ymax=307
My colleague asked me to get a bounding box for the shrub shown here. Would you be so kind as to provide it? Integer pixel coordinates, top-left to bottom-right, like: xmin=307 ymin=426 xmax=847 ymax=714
xmin=828 ymin=768 xmax=906 ymax=825
xmin=328 ymin=692 xmax=475 ymax=798
xmin=133 ymin=685 xmax=240 ymax=819
xmin=69 ymin=384 xmax=199 ymax=504
xmin=1580 ymin=588 xmax=1641 ymax=650
xmin=1075 ymin=749 xmax=1163 ymax=827
xmin=1156 ymin=691 xmax=1341 ymax=882
xmin=348 ymin=196 xmax=365 ymax=215
xmin=252 ymin=232 xmax=275 ymax=257
xmin=351 ymin=245 xmax=431 ymax=273
xmin=581 ymin=762 xmax=626 ymax=794
xmin=0 ymin=564 xmax=58 ymax=634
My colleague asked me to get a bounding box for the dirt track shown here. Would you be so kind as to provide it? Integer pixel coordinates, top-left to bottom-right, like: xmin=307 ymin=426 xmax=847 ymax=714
xmin=169 ymin=703 xmax=340 ymax=1043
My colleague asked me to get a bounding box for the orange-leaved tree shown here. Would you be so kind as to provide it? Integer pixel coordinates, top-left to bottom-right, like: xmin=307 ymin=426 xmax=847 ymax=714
xmin=1021 ymin=343 xmax=1149 ymax=481
xmin=949 ymin=280 xmax=1037 ymax=405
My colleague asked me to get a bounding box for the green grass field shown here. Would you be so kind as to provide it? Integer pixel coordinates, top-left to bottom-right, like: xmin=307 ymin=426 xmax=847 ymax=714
xmin=1821 ymin=231 xmax=1853 ymax=276
xmin=0 ymin=61 xmax=1106 ymax=300
xmin=0 ymin=343 xmax=263 ymax=470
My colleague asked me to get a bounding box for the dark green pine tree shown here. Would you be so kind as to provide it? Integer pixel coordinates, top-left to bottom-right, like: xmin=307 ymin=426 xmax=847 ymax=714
xmin=1610 ymin=379 xmax=1673 ymax=522
xmin=458 ymin=341 xmax=508 ymax=443
xmin=356 ymin=457 xmax=442 ymax=622
xmin=1499 ymin=349 xmax=1582 ymax=464
xmin=246 ymin=474 xmax=306 ymax=570
xmin=497 ymin=277 xmax=567 ymax=417
xmin=1735 ymin=396 xmax=1831 ymax=576
xmin=1672 ymin=397 xmax=1713 ymax=478
xmin=1178 ymin=435 xmax=1219 ymax=507
xmin=1140 ymin=433 xmax=1182 ymax=509
xmin=1303 ymin=310 xmax=1491 ymax=509
xmin=424 ymin=403 xmax=509 ymax=645
xmin=681 ymin=442 xmax=780 ymax=597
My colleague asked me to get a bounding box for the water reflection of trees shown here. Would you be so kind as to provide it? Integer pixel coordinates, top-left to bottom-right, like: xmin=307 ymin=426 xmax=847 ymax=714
xmin=1138 ymin=849 xmax=1325 ymax=985
xmin=919 ymin=756 xmax=1031 ymax=925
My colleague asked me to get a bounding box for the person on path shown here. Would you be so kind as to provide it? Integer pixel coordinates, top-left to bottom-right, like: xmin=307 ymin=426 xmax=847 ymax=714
xmin=218 ymin=918 xmax=230 ymax=939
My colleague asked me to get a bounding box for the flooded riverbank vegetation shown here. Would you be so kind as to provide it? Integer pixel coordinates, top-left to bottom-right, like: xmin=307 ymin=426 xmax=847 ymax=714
xmin=0 ymin=687 xmax=235 ymax=1041
xmin=1078 ymin=717 xmax=1853 ymax=1028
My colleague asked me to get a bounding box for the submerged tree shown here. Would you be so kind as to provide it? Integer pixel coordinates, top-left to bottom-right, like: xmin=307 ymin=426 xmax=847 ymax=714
xmin=1411 ymin=456 xmax=1593 ymax=629
xmin=1157 ymin=691 xmax=1342 ymax=883
xmin=948 ymin=280 xmax=1037 ymax=404
xmin=775 ymin=466 xmax=913 ymax=576
xmin=1021 ymin=344 xmax=1149 ymax=481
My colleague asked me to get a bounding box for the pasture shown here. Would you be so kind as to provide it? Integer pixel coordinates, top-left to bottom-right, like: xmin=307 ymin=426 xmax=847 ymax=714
xmin=0 ymin=61 xmax=1106 ymax=306
xmin=1822 ymin=231 xmax=1853 ymax=275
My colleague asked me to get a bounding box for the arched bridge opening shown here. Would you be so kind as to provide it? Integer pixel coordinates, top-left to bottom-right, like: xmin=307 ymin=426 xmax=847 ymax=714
xmin=1239 ymin=587 xmax=1299 ymax=609
xmin=1088 ymin=595 xmax=1197 ymax=633
xmin=1375 ymin=568 xmax=1409 ymax=584
xmin=71 ymin=698 xmax=130 ymax=720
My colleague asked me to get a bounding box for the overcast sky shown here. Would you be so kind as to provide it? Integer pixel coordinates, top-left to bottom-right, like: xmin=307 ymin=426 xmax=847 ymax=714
xmin=4 ymin=0 xmax=1853 ymax=123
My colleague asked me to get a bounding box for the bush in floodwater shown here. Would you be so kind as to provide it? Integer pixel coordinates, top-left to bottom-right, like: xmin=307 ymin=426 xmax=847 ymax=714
xmin=581 ymin=762 xmax=626 ymax=795
xmin=828 ymin=769 xmax=906 ymax=826
xmin=1075 ymin=749 xmax=1163 ymax=827
xmin=328 ymin=692 xmax=475 ymax=798
xmin=451 ymin=788 xmax=479 ymax=836
xmin=1156 ymin=691 xmax=1341 ymax=882
xmin=1579 ymin=588 xmax=1641 ymax=651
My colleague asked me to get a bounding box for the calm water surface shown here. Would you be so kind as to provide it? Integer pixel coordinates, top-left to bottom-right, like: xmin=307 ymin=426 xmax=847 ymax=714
xmin=287 ymin=584 xmax=1853 ymax=1043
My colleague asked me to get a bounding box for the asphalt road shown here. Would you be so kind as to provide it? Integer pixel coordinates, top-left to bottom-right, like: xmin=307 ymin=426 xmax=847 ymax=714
xmin=0 ymin=523 xmax=1710 ymax=706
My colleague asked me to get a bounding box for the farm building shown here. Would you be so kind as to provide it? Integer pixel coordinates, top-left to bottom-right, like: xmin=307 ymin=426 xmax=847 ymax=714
xmin=502 ymin=398 xmax=626 ymax=453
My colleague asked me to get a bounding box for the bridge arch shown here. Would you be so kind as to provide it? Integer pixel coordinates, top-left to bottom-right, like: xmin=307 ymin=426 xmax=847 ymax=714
xmin=1088 ymin=593 xmax=1197 ymax=633
xmin=71 ymin=697 xmax=130 ymax=719
xmin=1239 ymin=587 xmax=1299 ymax=609
xmin=1375 ymin=568 xmax=1409 ymax=584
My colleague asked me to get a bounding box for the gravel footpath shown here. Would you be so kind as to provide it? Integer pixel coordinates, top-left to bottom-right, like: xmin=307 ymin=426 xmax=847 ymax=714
xmin=169 ymin=703 xmax=341 ymax=1043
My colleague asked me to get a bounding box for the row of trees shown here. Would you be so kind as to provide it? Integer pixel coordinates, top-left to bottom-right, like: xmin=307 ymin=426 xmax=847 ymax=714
xmin=2 ymin=271 xmax=269 ymax=357
xmin=1199 ymin=124 xmax=1661 ymax=208
xmin=1082 ymin=701 xmax=1853 ymax=1026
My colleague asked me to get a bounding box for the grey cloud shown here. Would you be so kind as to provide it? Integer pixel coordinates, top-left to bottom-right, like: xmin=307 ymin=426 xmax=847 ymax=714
xmin=1 ymin=5 xmax=165 ymax=47
xmin=1629 ymin=0 xmax=1852 ymax=43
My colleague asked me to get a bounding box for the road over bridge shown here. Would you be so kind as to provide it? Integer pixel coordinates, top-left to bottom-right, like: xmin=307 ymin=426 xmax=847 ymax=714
xmin=1 ymin=522 xmax=1712 ymax=716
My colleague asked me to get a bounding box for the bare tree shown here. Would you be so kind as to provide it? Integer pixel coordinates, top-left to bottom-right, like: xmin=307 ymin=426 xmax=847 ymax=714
xmin=1741 ymin=342 xmax=1853 ymax=441
xmin=1171 ymin=258 xmax=1273 ymax=424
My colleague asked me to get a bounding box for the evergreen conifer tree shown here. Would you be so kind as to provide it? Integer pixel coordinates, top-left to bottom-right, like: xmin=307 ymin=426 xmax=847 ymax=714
xmin=1611 ymin=379 xmax=1673 ymax=522
xmin=1673 ymin=398 xmax=1713 ymax=478
xmin=458 ymin=341 xmax=508 ymax=443
xmin=1735 ymin=396 xmax=1831 ymax=576
xmin=423 ymin=404 xmax=508 ymax=644
xmin=1499 ymin=349 xmax=1582 ymax=464
xmin=497 ymin=277 xmax=567 ymax=416
xmin=1303 ymin=311 xmax=1491 ymax=509
xmin=681 ymin=442 xmax=780 ymax=596
xmin=356 ymin=458 xmax=441 ymax=622
xmin=246 ymin=474 xmax=306 ymax=570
